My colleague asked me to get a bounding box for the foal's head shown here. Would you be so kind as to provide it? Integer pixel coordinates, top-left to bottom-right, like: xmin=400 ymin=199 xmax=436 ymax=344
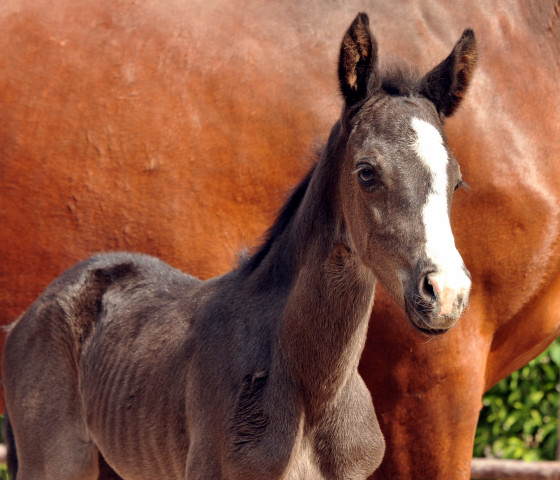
xmin=337 ymin=13 xmax=477 ymax=335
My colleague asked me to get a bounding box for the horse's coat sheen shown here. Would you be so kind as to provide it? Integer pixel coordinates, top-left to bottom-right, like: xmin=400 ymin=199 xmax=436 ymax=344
xmin=1 ymin=1 xmax=560 ymax=479
xmin=1 ymin=13 xmax=476 ymax=480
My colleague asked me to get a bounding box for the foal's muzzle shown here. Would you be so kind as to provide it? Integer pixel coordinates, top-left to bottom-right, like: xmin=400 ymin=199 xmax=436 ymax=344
xmin=405 ymin=265 xmax=471 ymax=336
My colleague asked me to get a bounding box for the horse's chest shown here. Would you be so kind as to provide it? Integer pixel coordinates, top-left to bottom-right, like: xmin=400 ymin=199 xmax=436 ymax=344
xmin=305 ymin=379 xmax=386 ymax=478
xmin=239 ymin=382 xmax=383 ymax=479
xmin=283 ymin=437 xmax=325 ymax=479
xmin=280 ymin=408 xmax=383 ymax=480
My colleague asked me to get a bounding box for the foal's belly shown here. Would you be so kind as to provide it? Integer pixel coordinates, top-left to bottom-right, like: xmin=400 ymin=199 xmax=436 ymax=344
xmin=81 ymin=341 xmax=192 ymax=477
xmin=85 ymin=383 xmax=190 ymax=479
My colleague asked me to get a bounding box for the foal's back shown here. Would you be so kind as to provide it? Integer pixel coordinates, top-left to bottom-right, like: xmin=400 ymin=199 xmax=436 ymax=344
xmin=3 ymin=252 xmax=203 ymax=479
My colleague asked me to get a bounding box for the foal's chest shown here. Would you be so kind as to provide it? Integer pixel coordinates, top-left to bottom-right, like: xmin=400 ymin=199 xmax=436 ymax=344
xmin=280 ymin=410 xmax=383 ymax=480
xmin=239 ymin=380 xmax=382 ymax=479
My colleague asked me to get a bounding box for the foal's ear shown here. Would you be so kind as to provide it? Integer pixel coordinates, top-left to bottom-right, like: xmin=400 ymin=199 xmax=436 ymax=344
xmin=419 ymin=29 xmax=478 ymax=118
xmin=338 ymin=13 xmax=378 ymax=107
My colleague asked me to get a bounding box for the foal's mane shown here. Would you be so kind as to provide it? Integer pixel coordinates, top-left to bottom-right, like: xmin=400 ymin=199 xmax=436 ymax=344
xmin=240 ymin=165 xmax=316 ymax=274
xmin=240 ymin=60 xmax=424 ymax=274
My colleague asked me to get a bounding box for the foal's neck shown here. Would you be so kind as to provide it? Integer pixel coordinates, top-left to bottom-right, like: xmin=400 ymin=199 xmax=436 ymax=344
xmin=247 ymin=123 xmax=377 ymax=414
xmin=279 ymin=241 xmax=376 ymax=414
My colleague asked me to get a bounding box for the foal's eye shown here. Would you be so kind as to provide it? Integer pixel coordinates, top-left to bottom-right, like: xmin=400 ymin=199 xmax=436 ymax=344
xmin=454 ymin=180 xmax=468 ymax=192
xmin=355 ymin=163 xmax=380 ymax=189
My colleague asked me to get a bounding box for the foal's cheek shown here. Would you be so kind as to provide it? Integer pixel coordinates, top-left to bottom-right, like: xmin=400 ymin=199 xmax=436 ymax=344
xmin=356 ymin=203 xmax=384 ymax=256
xmin=369 ymin=203 xmax=383 ymax=226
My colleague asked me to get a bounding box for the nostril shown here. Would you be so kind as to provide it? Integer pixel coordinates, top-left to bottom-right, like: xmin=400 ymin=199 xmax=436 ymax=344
xmin=420 ymin=275 xmax=437 ymax=303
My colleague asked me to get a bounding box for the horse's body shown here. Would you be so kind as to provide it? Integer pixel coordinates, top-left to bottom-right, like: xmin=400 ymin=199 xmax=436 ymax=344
xmin=1 ymin=1 xmax=559 ymax=478
xmin=2 ymin=14 xmax=475 ymax=480
xmin=2 ymin=249 xmax=383 ymax=480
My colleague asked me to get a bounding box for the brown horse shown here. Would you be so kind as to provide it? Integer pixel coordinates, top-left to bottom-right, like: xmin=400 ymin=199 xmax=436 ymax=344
xmin=1 ymin=1 xmax=559 ymax=479
xmin=2 ymin=14 xmax=475 ymax=479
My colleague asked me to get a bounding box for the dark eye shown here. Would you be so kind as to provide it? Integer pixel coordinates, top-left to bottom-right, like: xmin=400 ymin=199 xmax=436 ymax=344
xmin=355 ymin=163 xmax=380 ymax=189
xmin=454 ymin=180 xmax=468 ymax=192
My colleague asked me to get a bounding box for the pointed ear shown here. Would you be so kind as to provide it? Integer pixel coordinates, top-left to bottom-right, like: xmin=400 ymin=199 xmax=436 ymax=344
xmin=420 ymin=29 xmax=478 ymax=118
xmin=338 ymin=13 xmax=378 ymax=107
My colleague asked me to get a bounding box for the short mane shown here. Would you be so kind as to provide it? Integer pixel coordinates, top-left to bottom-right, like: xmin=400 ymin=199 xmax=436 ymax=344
xmin=240 ymin=164 xmax=316 ymax=273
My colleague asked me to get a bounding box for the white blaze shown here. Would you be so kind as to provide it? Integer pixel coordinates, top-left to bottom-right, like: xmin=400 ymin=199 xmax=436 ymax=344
xmin=411 ymin=117 xmax=471 ymax=316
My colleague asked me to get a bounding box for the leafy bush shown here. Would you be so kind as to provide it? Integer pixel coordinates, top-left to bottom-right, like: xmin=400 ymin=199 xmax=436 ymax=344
xmin=474 ymin=338 xmax=560 ymax=461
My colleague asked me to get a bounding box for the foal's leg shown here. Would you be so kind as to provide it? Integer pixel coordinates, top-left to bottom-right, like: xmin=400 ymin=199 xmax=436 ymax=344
xmin=3 ymin=366 xmax=100 ymax=479
xmin=2 ymin=311 xmax=99 ymax=479
xmin=4 ymin=386 xmax=100 ymax=479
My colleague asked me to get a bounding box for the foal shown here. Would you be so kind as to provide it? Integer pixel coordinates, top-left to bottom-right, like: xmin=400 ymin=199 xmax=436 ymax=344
xmin=2 ymin=13 xmax=476 ymax=480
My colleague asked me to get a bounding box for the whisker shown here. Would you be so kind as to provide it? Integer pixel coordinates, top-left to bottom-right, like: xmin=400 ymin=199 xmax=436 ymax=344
xmin=423 ymin=335 xmax=439 ymax=344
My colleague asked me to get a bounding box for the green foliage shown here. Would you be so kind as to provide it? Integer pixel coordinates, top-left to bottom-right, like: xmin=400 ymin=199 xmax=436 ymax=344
xmin=474 ymin=338 xmax=560 ymax=461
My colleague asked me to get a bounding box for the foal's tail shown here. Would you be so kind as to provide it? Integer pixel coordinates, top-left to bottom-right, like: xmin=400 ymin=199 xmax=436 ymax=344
xmin=3 ymin=409 xmax=18 ymax=479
